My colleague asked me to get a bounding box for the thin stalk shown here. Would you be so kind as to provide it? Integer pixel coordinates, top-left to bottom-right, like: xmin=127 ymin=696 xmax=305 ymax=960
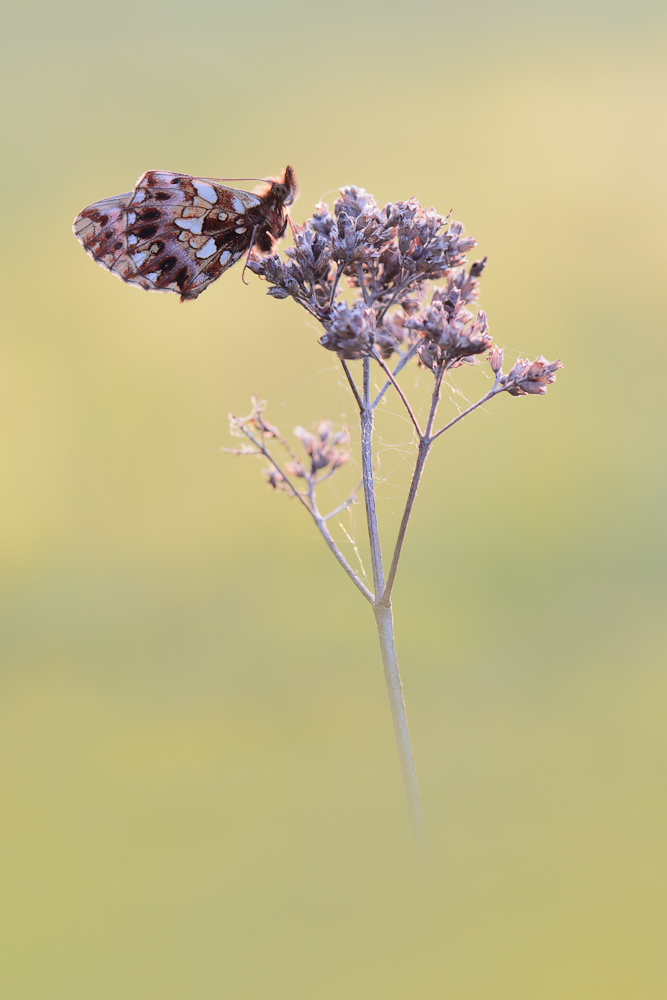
xmin=374 ymin=600 xmax=426 ymax=853
xmin=329 ymin=262 xmax=345 ymax=306
xmin=380 ymin=363 xmax=446 ymax=604
xmin=233 ymin=418 xmax=372 ymax=601
xmin=371 ymin=342 xmax=420 ymax=410
xmin=359 ymin=357 xmax=426 ymax=854
xmin=380 ymin=440 xmax=429 ymax=605
xmin=430 ymin=384 xmax=502 ymax=441
xmin=231 ymin=418 xmax=314 ymax=519
xmin=360 ymin=358 xmax=385 ymax=597
xmin=322 ymin=481 xmax=362 ymax=521
xmin=314 ymin=512 xmax=374 ymax=604
xmin=340 ymin=359 xmax=364 ymax=411
xmin=371 ymin=350 xmax=422 ymax=438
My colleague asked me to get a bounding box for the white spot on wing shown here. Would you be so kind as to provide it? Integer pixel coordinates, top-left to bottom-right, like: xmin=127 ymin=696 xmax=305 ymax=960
xmin=127 ymin=211 xmax=136 ymax=223
xmin=175 ymin=217 xmax=203 ymax=234
xmin=132 ymin=252 xmax=148 ymax=265
xmin=196 ymin=237 xmax=217 ymax=259
xmin=147 ymin=272 xmax=159 ymax=282
xmin=232 ymin=196 xmax=246 ymax=214
xmin=218 ymin=212 xmax=227 ymax=220
xmin=235 ymin=227 xmax=246 ymax=233
xmin=234 ymin=191 xmax=261 ymax=208
xmin=219 ymin=250 xmax=231 ymax=266
xmin=127 ymin=235 xmax=137 ymax=245
xmin=193 ymin=181 xmax=217 ymax=204
xmin=132 ymin=189 xmax=146 ymax=203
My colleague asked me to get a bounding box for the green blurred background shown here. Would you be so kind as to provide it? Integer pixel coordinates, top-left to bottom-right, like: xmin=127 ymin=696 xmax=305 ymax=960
xmin=2 ymin=0 xmax=666 ymax=996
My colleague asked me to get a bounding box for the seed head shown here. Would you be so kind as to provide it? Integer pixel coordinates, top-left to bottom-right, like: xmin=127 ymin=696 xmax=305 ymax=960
xmin=405 ymin=290 xmax=492 ymax=367
xmin=292 ymin=422 xmax=350 ymax=476
xmin=320 ymin=302 xmax=376 ymax=360
xmin=502 ymin=356 xmax=564 ymax=396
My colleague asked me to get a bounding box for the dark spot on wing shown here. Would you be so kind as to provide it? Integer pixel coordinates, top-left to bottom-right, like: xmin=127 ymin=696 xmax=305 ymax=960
xmin=203 ymin=215 xmax=226 ymax=233
xmin=141 ymin=209 xmax=161 ymax=220
xmin=137 ymin=224 xmax=158 ymax=239
xmin=155 ymin=192 xmax=171 ymax=201
xmin=175 ymin=266 xmax=189 ymax=289
xmin=160 ymin=255 xmax=177 ymax=273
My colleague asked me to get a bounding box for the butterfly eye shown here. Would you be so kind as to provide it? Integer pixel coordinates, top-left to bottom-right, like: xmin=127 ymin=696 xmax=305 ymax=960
xmin=272 ymin=183 xmax=288 ymax=200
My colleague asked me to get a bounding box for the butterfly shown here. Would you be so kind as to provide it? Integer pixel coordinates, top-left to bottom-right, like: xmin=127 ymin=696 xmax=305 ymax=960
xmin=73 ymin=166 xmax=297 ymax=301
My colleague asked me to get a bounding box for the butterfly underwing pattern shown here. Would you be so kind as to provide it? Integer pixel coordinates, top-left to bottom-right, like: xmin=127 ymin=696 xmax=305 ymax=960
xmin=73 ymin=166 xmax=297 ymax=301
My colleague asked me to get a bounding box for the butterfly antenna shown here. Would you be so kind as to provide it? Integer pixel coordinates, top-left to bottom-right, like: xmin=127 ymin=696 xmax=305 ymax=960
xmin=216 ymin=177 xmax=268 ymax=184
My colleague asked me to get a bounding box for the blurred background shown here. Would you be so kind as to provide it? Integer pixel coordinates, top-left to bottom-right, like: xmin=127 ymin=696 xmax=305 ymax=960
xmin=1 ymin=0 xmax=666 ymax=996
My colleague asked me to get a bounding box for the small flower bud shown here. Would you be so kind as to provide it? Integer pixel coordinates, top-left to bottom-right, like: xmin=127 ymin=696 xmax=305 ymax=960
xmin=294 ymin=422 xmax=350 ymax=476
xmin=263 ymin=468 xmax=288 ymax=491
xmin=469 ymin=257 xmax=488 ymax=278
xmin=488 ymin=345 xmax=504 ymax=374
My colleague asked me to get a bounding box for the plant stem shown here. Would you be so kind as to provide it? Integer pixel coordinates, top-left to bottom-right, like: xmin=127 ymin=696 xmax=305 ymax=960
xmin=430 ymin=384 xmax=501 ymax=441
xmin=314 ymin=511 xmax=374 ymax=604
xmin=232 ymin=417 xmax=372 ymax=601
xmin=359 ymin=357 xmax=426 ymax=854
xmin=371 ymin=342 xmax=419 ymax=410
xmin=360 ymin=359 xmax=385 ymax=598
xmin=381 ymin=362 xmax=445 ymax=604
xmin=374 ymin=600 xmax=426 ymax=854
xmin=371 ymin=350 xmax=422 ymax=437
xmin=381 ymin=437 xmax=430 ymax=604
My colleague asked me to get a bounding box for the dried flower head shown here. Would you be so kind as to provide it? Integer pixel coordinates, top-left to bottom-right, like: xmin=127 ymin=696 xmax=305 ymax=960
xmin=502 ymin=356 xmax=564 ymax=396
xmin=288 ymin=422 xmax=350 ymax=477
xmin=374 ymin=310 xmax=416 ymax=360
xmin=247 ymin=180 xmax=561 ymax=416
xmin=405 ymin=292 xmax=492 ymax=369
xmin=263 ymin=467 xmax=289 ymax=491
xmin=248 ymin=183 xmax=480 ymax=351
xmin=320 ymin=302 xmax=376 ymax=360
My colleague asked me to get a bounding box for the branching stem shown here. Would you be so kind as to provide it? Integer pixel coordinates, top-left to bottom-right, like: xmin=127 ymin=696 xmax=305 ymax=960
xmin=234 ymin=360 xmax=505 ymax=854
xmin=371 ymin=349 xmax=422 ymax=438
xmin=430 ymin=383 xmax=502 ymax=440
xmin=358 ymin=357 xmax=426 ymax=852
xmin=371 ymin=342 xmax=420 ymax=410
xmin=340 ymin=359 xmax=364 ymax=411
xmin=231 ymin=417 xmax=373 ymax=603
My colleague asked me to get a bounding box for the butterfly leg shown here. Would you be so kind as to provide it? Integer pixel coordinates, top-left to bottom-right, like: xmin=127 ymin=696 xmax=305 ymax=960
xmin=241 ymin=225 xmax=260 ymax=286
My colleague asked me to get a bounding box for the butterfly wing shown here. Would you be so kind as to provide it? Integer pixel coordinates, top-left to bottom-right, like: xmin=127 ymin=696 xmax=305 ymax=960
xmin=73 ymin=170 xmax=264 ymax=300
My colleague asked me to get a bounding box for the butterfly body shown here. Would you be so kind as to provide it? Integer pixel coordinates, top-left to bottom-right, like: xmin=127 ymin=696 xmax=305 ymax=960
xmin=73 ymin=166 xmax=297 ymax=301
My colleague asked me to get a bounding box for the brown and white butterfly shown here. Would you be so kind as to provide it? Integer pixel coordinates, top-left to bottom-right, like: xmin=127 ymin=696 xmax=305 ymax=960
xmin=73 ymin=166 xmax=297 ymax=301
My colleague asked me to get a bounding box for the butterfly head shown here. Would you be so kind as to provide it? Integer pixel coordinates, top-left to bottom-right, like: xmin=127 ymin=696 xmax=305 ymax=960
xmin=266 ymin=165 xmax=298 ymax=208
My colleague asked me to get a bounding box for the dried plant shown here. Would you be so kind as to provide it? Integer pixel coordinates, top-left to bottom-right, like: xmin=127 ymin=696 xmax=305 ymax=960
xmin=225 ymin=185 xmax=562 ymax=852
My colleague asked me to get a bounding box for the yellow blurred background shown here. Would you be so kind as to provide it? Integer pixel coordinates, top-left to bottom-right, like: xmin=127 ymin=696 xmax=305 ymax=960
xmin=1 ymin=0 xmax=666 ymax=996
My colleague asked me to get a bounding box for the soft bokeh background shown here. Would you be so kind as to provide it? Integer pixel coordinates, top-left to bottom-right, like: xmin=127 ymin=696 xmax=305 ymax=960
xmin=1 ymin=0 xmax=666 ymax=996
